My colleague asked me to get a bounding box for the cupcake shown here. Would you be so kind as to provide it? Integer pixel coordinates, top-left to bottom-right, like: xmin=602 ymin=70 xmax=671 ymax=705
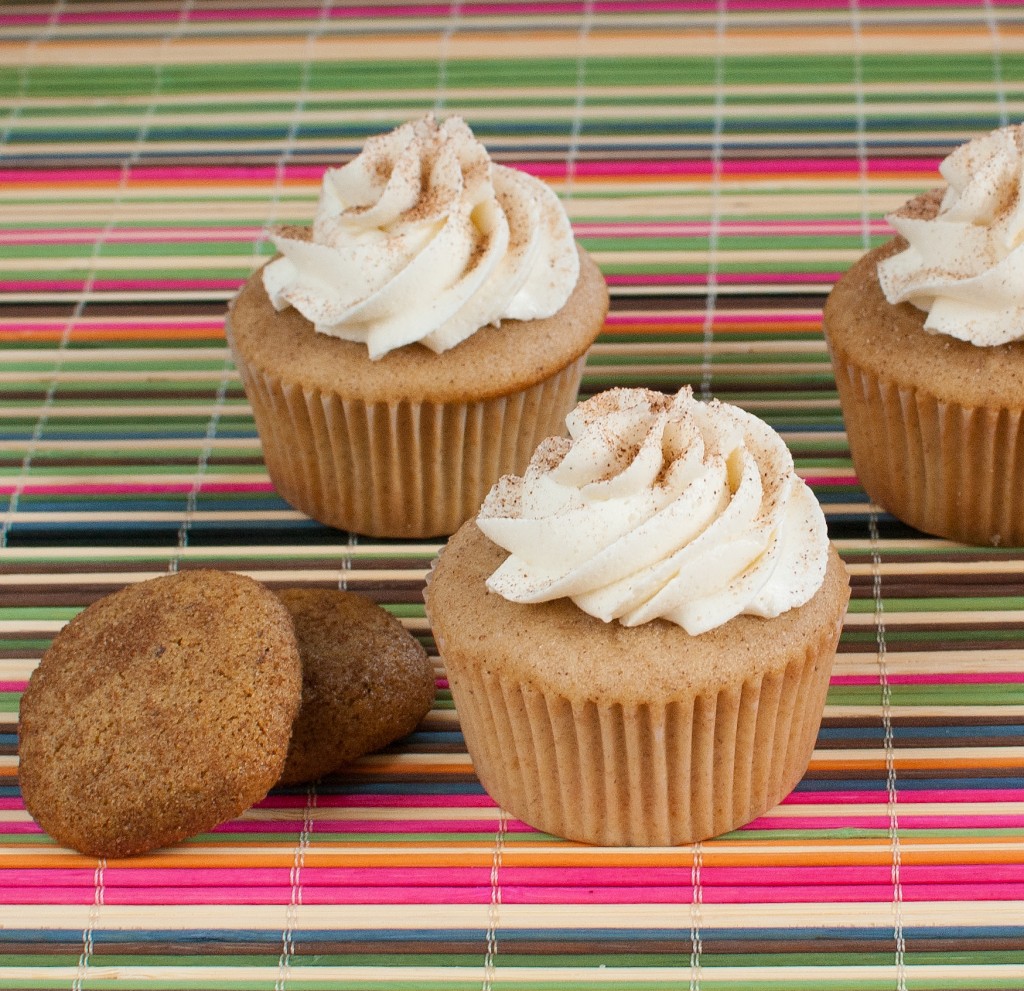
xmin=228 ymin=115 xmax=608 ymax=539
xmin=824 ymin=124 xmax=1024 ymax=546
xmin=424 ymin=387 xmax=850 ymax=846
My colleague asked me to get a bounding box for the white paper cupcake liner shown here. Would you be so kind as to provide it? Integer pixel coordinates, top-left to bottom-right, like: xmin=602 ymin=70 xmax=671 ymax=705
xmin=238 ymin=354 xmax=588 ymax=538
xmin=444 ymin=616 xmax=840 ymax=847
xmin=833 ymin=352 xmax=1024 ymax=546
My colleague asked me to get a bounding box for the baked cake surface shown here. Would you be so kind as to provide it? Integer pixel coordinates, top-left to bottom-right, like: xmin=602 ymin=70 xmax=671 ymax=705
xmin=823 ymin=190 xmax=1024 ymax=411
xmin=228 ymin=243 xmax=608 ymax=405
xmin=427 ymin=520 xmax=851 ymax=705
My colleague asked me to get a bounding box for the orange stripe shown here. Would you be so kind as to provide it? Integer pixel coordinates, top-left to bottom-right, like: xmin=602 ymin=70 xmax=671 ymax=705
xmin=4 ymin=837 xmax=1023 ymax=872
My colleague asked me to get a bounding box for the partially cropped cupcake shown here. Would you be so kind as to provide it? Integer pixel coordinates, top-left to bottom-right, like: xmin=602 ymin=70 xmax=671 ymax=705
xmin=228 ymin=115 xmax=608 ymax=538
xmin=424 ymin=387 xmax=850 ymax=846
xmin=824 ymin=124 xmax=1024 ymax=546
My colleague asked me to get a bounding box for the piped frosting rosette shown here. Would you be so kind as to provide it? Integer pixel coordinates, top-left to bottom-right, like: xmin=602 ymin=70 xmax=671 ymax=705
xmin=477 ymin=386 xmax=829 ymax=636
xmin=262 ymin=115 xmax=579 ymax=359
xmin=877 ymin=123 xmax=1024 ymax=346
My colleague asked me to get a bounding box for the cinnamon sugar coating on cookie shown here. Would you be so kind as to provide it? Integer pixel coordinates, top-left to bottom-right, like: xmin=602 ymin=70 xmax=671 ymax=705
xmin=277 ymin=588 xmax=436 ymax=785
xmin=18 ymin=570 xmax=302 ymax=858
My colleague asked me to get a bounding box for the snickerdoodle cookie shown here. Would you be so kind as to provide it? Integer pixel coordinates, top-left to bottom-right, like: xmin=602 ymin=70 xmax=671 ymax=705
xmin=18 ymin=569 xmax=302 ymax=858
xmin=277 ymin=588 xmax=436 ymax=785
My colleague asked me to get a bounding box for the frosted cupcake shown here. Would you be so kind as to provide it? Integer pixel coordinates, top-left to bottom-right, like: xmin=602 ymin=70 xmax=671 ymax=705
xmin=425 ymin=387 xmax=850 ymax=846
xmin=824 ymin=124 xmax=1024 ymax=546
xmin=228 ymin=115 xmax=608 ymax=538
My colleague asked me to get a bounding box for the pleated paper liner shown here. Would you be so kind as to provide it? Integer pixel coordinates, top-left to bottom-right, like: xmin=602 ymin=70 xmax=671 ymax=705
xmin=446 ymin=616 xmax=842 ymax=847
xmin=831 ymin=351 xmax=1024 ymax=548
xmin=232 ymin=341 xmax=588 ymax=538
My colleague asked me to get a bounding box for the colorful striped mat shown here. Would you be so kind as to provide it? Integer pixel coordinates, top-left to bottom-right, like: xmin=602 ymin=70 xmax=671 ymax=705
xmin=2 ymin=2 xmax=1024 ymax=989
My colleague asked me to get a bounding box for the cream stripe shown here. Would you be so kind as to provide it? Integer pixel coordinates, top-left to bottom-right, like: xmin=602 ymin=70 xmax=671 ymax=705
xmin=5 ymin=27 xmax=1024 ymax=67
xmin=3 ymin=900 xmax=1023 ymax=931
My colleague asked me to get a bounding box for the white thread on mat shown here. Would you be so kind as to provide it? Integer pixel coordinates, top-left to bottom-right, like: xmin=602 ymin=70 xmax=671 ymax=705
xmin=338 ymin=531 xmax=358 ymax=591
xmin=984 ymin=0 xmax=1009 ymax=127
xmin=169 ymin=364 xmax=231 ymax=573
xmin=164 ymin=0 xmax=226 ymax=567
xmin=481 ymin=808 xmax=508 ymax=991
xmin=433 ymin=0 xmax=463 ymax=113
xmin=850 ymin=2 xmax=907 ymax=984
xmin=71 ymin=858 xmax=106 ymax=991
xmin=689 ymin=840 xmax=704 ymax=991
xmin=699 ymin=0 xmax=728 ymax=403
xmin=276 ymin=784 xmax=318 ymax=991
xmin=870 ymin=510 xmax=907 ymax=991
xmin=562 ymin=0 xmax=595 ymax=202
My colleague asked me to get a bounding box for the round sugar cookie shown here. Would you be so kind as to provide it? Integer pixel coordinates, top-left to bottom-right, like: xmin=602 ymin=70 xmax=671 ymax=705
xmin=277 ymin=588 xmax=436 ymax=785
xmin=18 ymin=569 xmax=302 ymax=858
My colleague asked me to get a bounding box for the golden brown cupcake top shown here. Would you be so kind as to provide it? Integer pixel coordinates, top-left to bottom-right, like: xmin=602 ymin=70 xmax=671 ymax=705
xmin=824 ymin=226 xmax=1024 ymax=410
xmin=426 ymin=519 xmax=850 ymax=705
xmin=228 ymin=242 xmax=607 ymax=404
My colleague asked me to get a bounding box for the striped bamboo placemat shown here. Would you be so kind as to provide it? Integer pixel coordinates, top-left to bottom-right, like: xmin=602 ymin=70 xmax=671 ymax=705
xmin=2 ymin=2 xmax=1024 ymax=989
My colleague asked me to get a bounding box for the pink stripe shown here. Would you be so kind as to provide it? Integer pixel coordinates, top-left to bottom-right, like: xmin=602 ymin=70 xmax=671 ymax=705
xmin=194 ymin=811 xmax=1024 ymax=836
xmin=607 ymin=272 xmax=838 ymax=285
xmin=2 ymin=483 xmax=275 ymax=496
xmin=786 ymin=788 xmax=1024 ymax=805
xmin=832 ymin=672 xmax=1024 ymax=686
xmin=0 ymin=165 xmax=323 ymax=184
xmin=603 ymin=312 xmax=821 ymax=325
xmin=255 ymin=794 xmax=495 ymax=808
xmin=575 ymin=220 xmax=892 ymax=236
xmin=7 ymin=881 xmax=1023 ymax=906
xmin=210 ymin=819 xmax=536 ymax=834
xmin=0 ymin=0 xmax=1011 ymax=24
xmin=8 ymin=863 xmax=1024 ymax=890
xmin=744 ymin=815 xmax=1024 ymax=830
xmin=0 ymin=279 xmax=242 ymax=292
xmin=522 ymin=156 xmax=941 ymax=178
xmin=0 ymin=159 xmax=939 ymax=185
xmin=0 ymin=229 xmax=264 ymax=245
xmin=0 ymin=320 xmax=223 ymax=332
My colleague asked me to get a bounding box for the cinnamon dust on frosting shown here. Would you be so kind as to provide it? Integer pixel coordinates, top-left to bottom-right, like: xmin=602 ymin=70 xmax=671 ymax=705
xmin=477 ymin=386 xmax=830 ymax=636
xmin=261 ymin=115 xmax=580 ymax=360
xmin=878 ymin=124 xmax=1024 ymax=346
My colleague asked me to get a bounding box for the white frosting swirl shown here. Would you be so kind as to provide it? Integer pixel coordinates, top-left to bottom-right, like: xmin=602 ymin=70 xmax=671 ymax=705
xmin=261 ymin=115 xmax=580 ymax=360
xmin=477 ymin=387 xmax=829 ymax=636
xmin=877 ymin=124 xmax=1024 ymax=346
